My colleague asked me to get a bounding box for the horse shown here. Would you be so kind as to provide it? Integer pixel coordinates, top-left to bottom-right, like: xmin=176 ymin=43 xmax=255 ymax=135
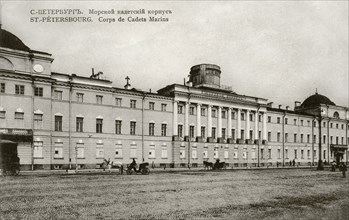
xmin=203 ymin=161 xmax=213 ymax=170
xmin=101 ymin=158 xmax=124 ymax=174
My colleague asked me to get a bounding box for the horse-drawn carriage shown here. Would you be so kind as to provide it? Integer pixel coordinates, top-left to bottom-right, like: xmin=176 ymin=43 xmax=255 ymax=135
xmin=203 ymin=159 xmax=227 ymax=170
xmin=100 ymin=159 xmax=150 ymax=175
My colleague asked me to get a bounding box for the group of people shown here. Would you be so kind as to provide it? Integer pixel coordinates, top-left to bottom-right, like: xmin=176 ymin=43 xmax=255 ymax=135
xmin=331 ymin=160 xmax=347 ymax=178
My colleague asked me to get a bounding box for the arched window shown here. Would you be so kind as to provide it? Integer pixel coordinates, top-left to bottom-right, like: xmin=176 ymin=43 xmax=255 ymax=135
xmin=333 ymin=112 xmax=339 ymax=119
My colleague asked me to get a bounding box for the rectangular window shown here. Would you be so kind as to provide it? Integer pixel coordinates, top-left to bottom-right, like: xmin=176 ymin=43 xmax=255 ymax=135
xmin=76 ymin=93 xmax=84 ymax=102
xmin=149 ymin=102 xmax=155 ymax=110
xmin=180 ymin=147 xmax=185 ymax=159
xmin=341 ymin=137 xmax=344 ymax=145
xmin=260 ymin=149 xmax=264 ymax=159
xmin=222 ymin=128 xmax=226 ymax=139
xmin=323 ymin=135 xmax=326 ymax=144
xmin=178 ymin=105 xmax=183 ymax=114
xmin=189 ymin=106 xmax=195 ymax=115
xmin=249 ymin=114 xmax=253 ymax=121
xmin=212 ymin=127 xmax=216 ymax=139
xmin=307 ymin=120 xmax=310 ymax=126
xmin=285 ymin=133 xmax=288 ymax=142
xmin=115 ymin=98 xmax=122 ymax=106
xmin=96 ymin=143 xmax=104 ymax=159
xmin=330 ymin=123 xmax=333 ymax=128
xmin=251 ymin=150 xmax=256 ymax=159
xmin=301 ymin=134 xmax=304 ymax=143
xmin=294 ymin=149 xmax=298 ymax=159
xmin=224 ymin=150 xmax=229 ymax=159
xmin=15 ymin=85 xmax=25 ymax=95
xmin=55 ymin=115 xmax=62 ymax=131
xmin=54 ymin=142 xmax=63 ymax=159
xmin=268 ymin=116 xmax=271 ymax=123
xmin=294 ymin=119 xmax=297 ymax=125
xmin=76 ymin=143 xmax=84 ymax=158
xmin=33 ymin=141 xmax=43 ymax=158
xmin=336 ymin=124 xmax=338 ymax=129
xmin=15 ymin=112 xmax=24 ymax=120
xmin=178 ymin=125 xmax=183 ymax=137
xmin=189 ymin=125 xmax=194 ymax=138
xmin=161 ymin=145 xmax=168 ymax=158
xmin=0 ymin=83 xmax=5 ymax=93
xmin=241 ymin=129 xmax=245 ymax=140
xmin=243 ymin=151 xmax=247 ymax=159
xmin=313 ymin=135 xmax=316 ymax=144
xmin=232 ymin=129 xmax=235 ymax=140
xmin=161 ymin=124 xmax=167 ymax=136
xmin=285 ymin=149 xmax=289 ymax=159
xmin=96 ymin=95 xmax=103 ymax=104
xmin=201 ymin=126 xmax=206 ymax=139
xmin=323 ymin=122 xmax=326 ymax=127
xmin=314 ymin=150 xmax=317 ymax=158
xmin=54 ymin=90 xmax=62 ymax=100
xmin=277 ymin=117 xmax=280 ymax=124
xmin=201 ymin=108 xmax=206 ymax=116
xmin=241 ymin=112 xmax=245 ymax=120
xmin=130 ymin=144 xmax=137 ymax=158
xmin=130 ymin=100 xmax=136 ymax=108
xmin=277 ymin=149 xmax=281 ymax=159
xmin=115 ymin=120 xmax=122 ymax=134
xmin=307 ymin=134 xmax=310 ymax=143
xmin=34 ymin=113 xmax=43 ymax=129
xmin=268 ymin=149 xmax=272 ymax=159
xmin=34 ymin=87 xmax=43 ymax=97
xmin=161 ymin=104 xmax=167 ymax=111
xmin=336 ymin=136 xmax=339 ymax=144
xmin=285 ymin=118 xmax=288 ymax=124
xmin=277 ymin=132 xmax=281 ymax=142
xmin=294 ymin=133 xmax=297 ymax=143
xmin=341 ymin=124 xmax=344 ymax=129
xmin=249 ymin=130 xmax=253 ymax=140
xmin=234 ymin=151 xmax=238 ymax=159
xmin=149 ymin=145 xmax=156 ymax=159
xmin=231 ymin=111 xmax=236 ymax=119
xmin=307 ymin=150 xmax=310 ymax=159
xmin=268 ymin=132 xmax=271 ymax=142
xmin=203 ymin=150 xmax=208 ymax=159
xmin=130 ymin=121 xmax=136 ymax=135
xmin=301 ymin=150 xmax=304 ymax=159
xmin=212 ymin=109 xmax=217 ymax=118
xmin=222 ymin=111 xmax=226 ymax=119
xmin=0 ymin=111 xmax=5 ymax=119
xmin=76 ymin=117 xmax=83 ymax=132
xmin=301 ymin=120 xmax=304 ymax=126
xmin=149 ymin=123 xmax=155 ymax=136
xmin=330 ymin=136 xmax=333 ymax=144
xmin=96 ymin=119 xmax=103 ymax=133
xmin=192 ymin=148 xmax=197 ymax=159
xmin=115 ymin=144 xmax=123 ymax=158
xmin=323 ymin=150 xmax=326 ymax=160
xmin=258 ymin=114 xmax=262 ymax=122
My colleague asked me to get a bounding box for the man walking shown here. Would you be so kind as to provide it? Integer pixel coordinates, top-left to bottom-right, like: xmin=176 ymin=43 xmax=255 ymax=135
xmin=340 ymin=162 xmax=347 ymax=178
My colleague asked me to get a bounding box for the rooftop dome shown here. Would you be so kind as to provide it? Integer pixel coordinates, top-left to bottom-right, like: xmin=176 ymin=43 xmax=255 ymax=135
xmin=300 ymin=92 xmax=335 ymax=108
xmin=0 ymin=28 xmax=30 ymax=52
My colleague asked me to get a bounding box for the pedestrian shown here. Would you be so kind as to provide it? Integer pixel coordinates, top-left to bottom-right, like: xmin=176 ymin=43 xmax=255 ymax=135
xmin=331 ymin=160 xmax=336 ymax=172
xmin=289 ymin=160 xmax=292 ymax=166
xmin=340 ymin=162 xmax=347 ymax=178
xmin=292 ymin=159 xmax=296 ymax=167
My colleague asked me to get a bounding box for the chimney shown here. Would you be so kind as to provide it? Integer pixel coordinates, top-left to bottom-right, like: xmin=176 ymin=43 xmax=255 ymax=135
xmin=286 ymin=106 xmax=290 ymax=111
xmin=278 ymin=105 xmax=282 ymax=109
xmin=294 ymin=101 xmax=301 ymax=107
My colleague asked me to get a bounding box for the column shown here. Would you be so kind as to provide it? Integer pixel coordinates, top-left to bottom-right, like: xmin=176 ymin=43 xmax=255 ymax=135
xmin=262 ymin=112 xmax=267 ymax=140
xmin=217 ymin=106 xmax=222 ymax=138
xmin=254 ymin=111 xmax=258 ymax=140
xmin=208 ymin=105 xmax=212 ymax=137
xmin=185 ymin=102 xmax=189 ymax=137
xmin=196 ymin=103 xmax=201 ymax=137
xmin=237 ymin=108 xmax=241 ymax=139
xmin=173 ymin=101 xmax=178 ymax=136
xmin=227 ymin=108 xmax=232 ymax=138
xmin=246 ymin=110 xmax=250 ymax=140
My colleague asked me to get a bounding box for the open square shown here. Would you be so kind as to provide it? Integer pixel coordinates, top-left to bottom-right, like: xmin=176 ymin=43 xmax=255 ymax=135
xmin=0 ymin=169 xmax=348 ymax=219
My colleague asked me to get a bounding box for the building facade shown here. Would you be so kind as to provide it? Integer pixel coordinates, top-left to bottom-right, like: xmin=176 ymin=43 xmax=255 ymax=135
xmin=0 ymin=28 xmax=348 ymax=170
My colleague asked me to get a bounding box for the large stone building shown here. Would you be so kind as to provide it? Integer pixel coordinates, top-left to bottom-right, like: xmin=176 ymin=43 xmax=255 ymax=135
xmin=0 ymin=27 xmax=348 ymax=170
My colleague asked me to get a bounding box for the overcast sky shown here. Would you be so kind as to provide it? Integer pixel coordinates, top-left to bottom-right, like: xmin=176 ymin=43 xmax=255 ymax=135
xmin=2 ymin=1 xmax=348 ymax=108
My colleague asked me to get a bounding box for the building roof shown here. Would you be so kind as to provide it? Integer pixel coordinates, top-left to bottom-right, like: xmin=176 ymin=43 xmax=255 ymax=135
xmin=0 ymin=28 xmax=30 ymax=52
xmin=300 ymin=92 xmax=335 ymax=108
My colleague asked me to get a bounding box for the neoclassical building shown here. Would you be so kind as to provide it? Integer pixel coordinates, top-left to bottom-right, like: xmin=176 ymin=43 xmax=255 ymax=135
xmin=0 ymin=27 xmax=348 ymax=170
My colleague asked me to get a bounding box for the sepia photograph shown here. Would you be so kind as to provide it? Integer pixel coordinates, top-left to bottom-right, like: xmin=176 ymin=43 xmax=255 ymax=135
xmin=0 ymin=0 xmax=348 ymax=219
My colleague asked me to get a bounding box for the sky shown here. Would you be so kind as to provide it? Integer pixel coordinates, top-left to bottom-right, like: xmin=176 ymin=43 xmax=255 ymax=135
xmin=1 ymin=1 xmax=348 ymax=108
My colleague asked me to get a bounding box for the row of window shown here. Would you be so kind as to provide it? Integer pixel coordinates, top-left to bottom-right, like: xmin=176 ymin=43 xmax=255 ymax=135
xmin=179 ymin=147 xmax=321 ymax=161
xmin=0 ymin=83 xmax=44 ymax=96
xmin=268 ymin=116 xmax=346 ymax=129
xmin=33 ymin=141 xmax=169 ymax=159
